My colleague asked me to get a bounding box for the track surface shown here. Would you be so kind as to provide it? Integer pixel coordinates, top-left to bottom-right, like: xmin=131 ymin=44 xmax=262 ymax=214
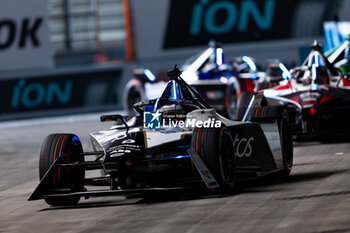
xmin=0 ymin=114 xmax=349 ymax=233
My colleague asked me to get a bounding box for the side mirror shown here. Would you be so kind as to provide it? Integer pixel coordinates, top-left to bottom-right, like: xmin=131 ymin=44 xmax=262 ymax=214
xmin=100 ymin=114 xmax=129 ymax=129
xmin=133 ymin=100 xmax=155 ymax=115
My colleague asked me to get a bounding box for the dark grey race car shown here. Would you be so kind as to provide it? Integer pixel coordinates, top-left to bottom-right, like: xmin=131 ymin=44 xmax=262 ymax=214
xmin=29 ymin=66 xmax=293 ymax=206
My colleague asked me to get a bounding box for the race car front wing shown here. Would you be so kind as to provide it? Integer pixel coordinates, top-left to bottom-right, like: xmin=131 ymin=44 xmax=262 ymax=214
xmin=28 ymin=148 xmax=220 ymax=201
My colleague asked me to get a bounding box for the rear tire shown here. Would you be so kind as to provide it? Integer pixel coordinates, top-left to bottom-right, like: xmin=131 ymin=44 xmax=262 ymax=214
xmin=226 ymin=80 xmax=240 ymax=120
xmin=39 ymin=134 xmax=85 ymax=206
xmin=236 ymin=91 xmax=253 ymax=121
xmin=123 ymin=79 xmax=144 ymax=114
xmin=278 ymin=110 xmax=293 ymax=176
xmin=191 ymin=126 xmax=236 ymax=190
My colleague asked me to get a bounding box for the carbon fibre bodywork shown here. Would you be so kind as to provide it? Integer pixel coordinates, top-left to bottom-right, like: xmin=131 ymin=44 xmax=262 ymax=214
xmin=29 ymin=67 xmax=291 ymax=204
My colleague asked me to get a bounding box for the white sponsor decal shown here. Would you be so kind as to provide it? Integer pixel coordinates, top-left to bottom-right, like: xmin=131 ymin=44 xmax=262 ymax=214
xmin=233 ymin=134 xmax=254 ymax=158
xmin=122 ymin=139 xmax=135 ymax=144
xmin=111 ymin=133 xmax=127 ymax=143
xmin=110 ymin=152 xmax=124 ymax=158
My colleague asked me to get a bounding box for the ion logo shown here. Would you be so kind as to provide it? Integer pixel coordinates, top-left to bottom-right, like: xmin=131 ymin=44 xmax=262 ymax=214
xmin=144 ymin=110 xmax=161 ymax=129
xmin=190 ymin=0 xmax=275 ymax=35
xmin=163 ymin=0 xmax=298 ymax=48
xmin=11 ymin=79 xmax=72 ymax=109
xmin=233 ymin=134 xmax=254 ymax=157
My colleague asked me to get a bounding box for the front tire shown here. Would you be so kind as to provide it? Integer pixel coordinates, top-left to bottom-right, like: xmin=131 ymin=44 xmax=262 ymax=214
xmin=191 ymin=126 xmax=236 ymax=190
xmin=39 ymin=134 xmax=85 ymax=206
xmin=278 ymin=110 xmax=293 ymax=176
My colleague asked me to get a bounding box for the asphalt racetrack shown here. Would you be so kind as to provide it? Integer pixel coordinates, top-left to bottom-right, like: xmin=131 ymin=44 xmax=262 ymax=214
xmin=0 ymin=113 xmax=349 ymax=233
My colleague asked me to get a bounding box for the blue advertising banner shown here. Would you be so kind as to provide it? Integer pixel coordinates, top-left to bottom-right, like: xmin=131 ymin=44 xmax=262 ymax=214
xmin=0 ymin=68 xmax=123 ymax=119
xmin=163 ymin=0 xmax=300 ymax=48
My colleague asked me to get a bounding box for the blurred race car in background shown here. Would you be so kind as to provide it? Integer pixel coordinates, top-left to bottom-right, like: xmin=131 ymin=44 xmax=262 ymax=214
xmin=123 ymin=67 xmax=169 ymax=114
xmin=264 ymin=41 xmax=350 ymax=138
xmin=124 ymin=41 xmax=288 ymax=120
xmin=255 ymin=59 xmax=288 ymax=90
xmin=179 ymin=41 xmax=260 ymax=119
xmin=29 ymin=66 xmax=293 ymax=206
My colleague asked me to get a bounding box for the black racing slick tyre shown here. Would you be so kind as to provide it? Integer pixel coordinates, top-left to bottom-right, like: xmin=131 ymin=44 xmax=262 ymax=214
xmin=39 ymin=134 xmax=85 ymax=206
xmin=191 ymin=126 xmax=236 ymax=190
xmin=123 ymin=79 xmax=144 ymax=114
xmin=278 ymin=110 xmax=293 ymax=176
xmin=226 ymin=80 xmax=240 ymax=120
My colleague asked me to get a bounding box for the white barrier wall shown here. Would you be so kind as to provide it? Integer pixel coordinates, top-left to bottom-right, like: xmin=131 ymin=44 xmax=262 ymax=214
xmin=0 ymin=0 xmax=52 ymax=70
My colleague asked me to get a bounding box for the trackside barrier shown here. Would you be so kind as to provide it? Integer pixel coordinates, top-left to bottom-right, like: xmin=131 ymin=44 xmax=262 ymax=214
xmin=0 ymin=66 xmax=126 ymax=121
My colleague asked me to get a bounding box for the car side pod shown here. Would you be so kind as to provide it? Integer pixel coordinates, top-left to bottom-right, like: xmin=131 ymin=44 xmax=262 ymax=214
xmin=187 ymin=148 xmax=220 ymax=191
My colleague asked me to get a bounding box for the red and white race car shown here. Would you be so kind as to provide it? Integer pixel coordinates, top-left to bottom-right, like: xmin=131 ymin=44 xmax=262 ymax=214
xmin=263 ymin=41 xmax=350 ymax=138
